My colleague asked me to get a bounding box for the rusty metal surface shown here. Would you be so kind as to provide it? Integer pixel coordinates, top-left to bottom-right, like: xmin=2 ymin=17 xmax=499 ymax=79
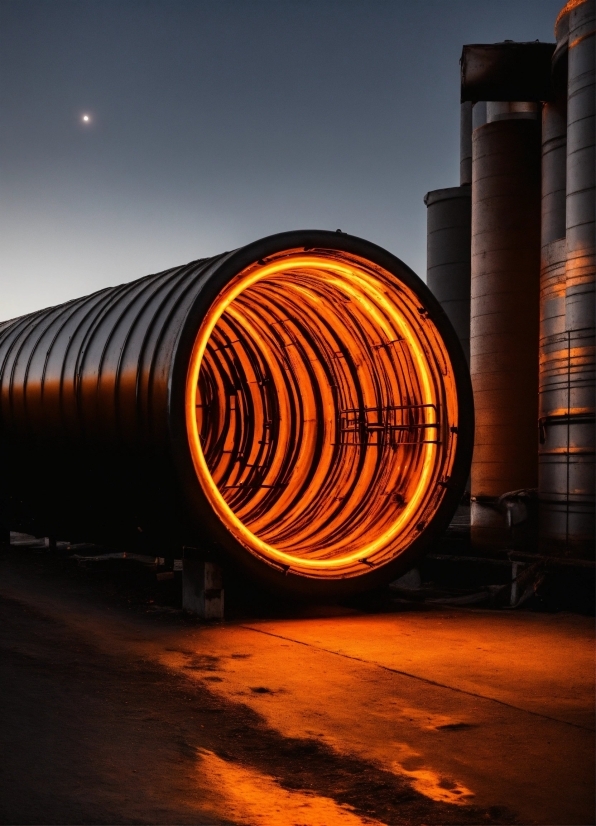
xmin=461 ymin=42 xmax=556 ymax=103
xmin=0 ymin=230 xmax=474 ymax=598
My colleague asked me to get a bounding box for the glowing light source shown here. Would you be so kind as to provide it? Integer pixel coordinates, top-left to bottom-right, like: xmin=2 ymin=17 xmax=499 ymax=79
xmin=82 ymin=114 xmax=90 ymax=122
xmin=185 ymin=248 xmax=459 ymax=579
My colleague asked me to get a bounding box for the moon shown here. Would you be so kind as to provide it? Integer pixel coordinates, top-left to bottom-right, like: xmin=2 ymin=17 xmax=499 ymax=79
xmin=82 ymin=114 xmax=90 ymax=123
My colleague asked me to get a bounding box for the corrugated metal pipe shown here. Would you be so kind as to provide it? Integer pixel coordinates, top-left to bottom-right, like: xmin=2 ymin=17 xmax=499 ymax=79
xmin=0 ymin=230 xmax=473 ymax=598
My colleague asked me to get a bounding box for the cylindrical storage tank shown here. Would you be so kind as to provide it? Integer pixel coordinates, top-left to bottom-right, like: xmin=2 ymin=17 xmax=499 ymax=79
xmin=564 ymin=0 xmax=595 ymax=557
xmin=470 ymin=115 xmax=542 ymax=550
xmin=538 ymin=94 xmax=569 ymax=553
xmin=424 ymin=187 xmax=472 ymax=365
xmin=0 ymin=230 xmax=473 ymax=599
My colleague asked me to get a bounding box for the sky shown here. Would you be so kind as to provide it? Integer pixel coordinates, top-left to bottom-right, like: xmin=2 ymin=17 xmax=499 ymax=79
xmin=1 ymin=0 xmax=562 ymax=320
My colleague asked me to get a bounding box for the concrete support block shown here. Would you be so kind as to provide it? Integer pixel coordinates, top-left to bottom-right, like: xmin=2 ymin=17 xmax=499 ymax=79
xmin=182 ymin=558 xmax=224 ymax=619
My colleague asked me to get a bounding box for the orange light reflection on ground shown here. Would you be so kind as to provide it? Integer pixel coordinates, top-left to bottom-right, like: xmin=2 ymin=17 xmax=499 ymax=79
xmin=185 ymin=250 xmax=458 ymax=577
xmin=195 ymin=749 xmax=386 ymax=826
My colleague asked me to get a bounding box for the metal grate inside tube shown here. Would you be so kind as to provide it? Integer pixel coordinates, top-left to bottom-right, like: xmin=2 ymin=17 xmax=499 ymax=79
xmin=186 ymin=248 xmax=460 ymax=579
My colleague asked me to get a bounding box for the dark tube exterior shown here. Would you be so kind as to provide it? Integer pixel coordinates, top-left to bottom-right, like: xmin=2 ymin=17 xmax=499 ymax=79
xmin=0 ymin=230 xmax=474 ymax=597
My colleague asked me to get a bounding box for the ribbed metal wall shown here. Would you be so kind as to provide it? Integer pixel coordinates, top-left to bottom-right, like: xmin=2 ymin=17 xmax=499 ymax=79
xmin=564 ymin=0 xmax=595 ymax=555
xmin=470 ymin=116 xmax=542 ymax=550
xmin=539 ymin=0 xmax=595 ymax=558
xmin=0 ymin=256 xmax=218 ymax=544
xmin=539 ymin=54 xmax=570 ymax=553
xmin=538 ymin=6 xmax=569 ymax=554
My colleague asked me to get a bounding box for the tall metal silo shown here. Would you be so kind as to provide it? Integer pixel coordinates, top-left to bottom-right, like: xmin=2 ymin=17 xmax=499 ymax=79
xmin=461 ymin=42 xmax=555 ymax=551
xmin=539 ymin=0 xmax=595 ymax=559
xmin=538 ymin=7 xmax=572 ymax=555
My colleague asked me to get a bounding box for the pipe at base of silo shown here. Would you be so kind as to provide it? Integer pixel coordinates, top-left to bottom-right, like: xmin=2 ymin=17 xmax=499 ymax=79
xmin=470 ymin=113 xmax=542 ymax=551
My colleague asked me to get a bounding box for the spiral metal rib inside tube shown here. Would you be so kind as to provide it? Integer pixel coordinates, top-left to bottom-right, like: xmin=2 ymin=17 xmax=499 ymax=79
xmin=186 ymin=249 xmax=460 ymax=579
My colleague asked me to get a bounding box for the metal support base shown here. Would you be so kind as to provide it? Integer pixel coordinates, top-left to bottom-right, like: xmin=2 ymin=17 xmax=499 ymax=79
xmin=182 ymin=559 xmax=224 ymax=619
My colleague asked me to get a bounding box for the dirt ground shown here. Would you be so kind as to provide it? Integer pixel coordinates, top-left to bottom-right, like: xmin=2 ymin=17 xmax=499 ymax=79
xmin=0 ymin=543 xmax=593 ymax=826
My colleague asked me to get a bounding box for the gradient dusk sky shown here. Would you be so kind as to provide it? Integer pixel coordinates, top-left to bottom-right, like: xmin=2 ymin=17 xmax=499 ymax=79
xmin=1 ymin=0 xmax=562 ymax=319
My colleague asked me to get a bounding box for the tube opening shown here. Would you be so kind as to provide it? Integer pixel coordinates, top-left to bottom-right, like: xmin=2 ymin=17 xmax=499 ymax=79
xmin=186 ymin=248 xmax=459 ymax=578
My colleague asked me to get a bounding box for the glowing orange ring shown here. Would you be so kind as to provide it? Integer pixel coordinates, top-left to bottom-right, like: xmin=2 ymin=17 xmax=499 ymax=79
xmin=185 ymin=251 xmax=455 ymax=577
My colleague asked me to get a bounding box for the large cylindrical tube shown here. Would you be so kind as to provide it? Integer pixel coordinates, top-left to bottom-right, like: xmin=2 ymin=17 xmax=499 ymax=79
xmin=424 ymin=187 xmax=471 ymax=365
xmin=470 ymin=116 xmax=542 ymax=550
xmin=0 ymin=231 xmax=473 ymax=598
xmin=564 ymin=0 xmax=595 ymax=556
